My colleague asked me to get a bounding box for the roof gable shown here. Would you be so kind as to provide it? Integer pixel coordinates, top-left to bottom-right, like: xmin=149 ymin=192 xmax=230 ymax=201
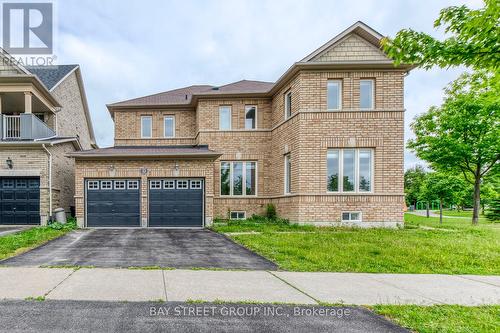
xmin=300 ymin=21 xmax=389 ymax=63
xmin=26 ymin=65 xmax=78 ymax=90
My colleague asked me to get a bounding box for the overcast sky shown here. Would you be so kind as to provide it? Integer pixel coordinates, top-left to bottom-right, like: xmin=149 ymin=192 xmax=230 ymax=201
xmin=54 ymin=0 xmax=482 ymax=169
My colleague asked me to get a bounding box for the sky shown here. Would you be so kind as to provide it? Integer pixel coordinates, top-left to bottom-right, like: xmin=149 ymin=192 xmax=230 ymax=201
xmin=52 ymin=0 xmax=483 ymax=169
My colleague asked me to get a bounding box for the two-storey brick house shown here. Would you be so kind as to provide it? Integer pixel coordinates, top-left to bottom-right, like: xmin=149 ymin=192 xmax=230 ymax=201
xmin=0 ymin=54 xmax=97 ymax=225
xmin=71 ymin=22 xmax=412 ymax=228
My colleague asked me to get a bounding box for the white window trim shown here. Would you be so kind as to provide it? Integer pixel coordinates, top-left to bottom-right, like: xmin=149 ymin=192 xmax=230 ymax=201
xmin=326 ymin=149 xmax=374 ymax=194
xmin=177 ymin=180 xmax=189 ymax=189
xmin=341 ymin=211 xmax=362 ymax=222
xmin=219 ymin=106 xmax=232 ymax=130
xmin=164 ymin=180 xmax=175 ymax=189
xmin=114 ymin=180 xmax=126 ymax=190
xmin=127 ymin=180 xmax=139 ymax=189
xmin=141 ymin=116 xmax=152 ymax=138
xmin=87 ymin=180 xmax=99 ymax=190
xmin=149 ymin=180 xmax=162 ymax=189
xmin=230 ymin=211 xmax=246 ymax=220
xmin=284 ymin=90 xmax=292 ymax=119
xmin=101 ymin=180 xmax=113 ymax=190
xmin=360 ymin=79 xmax=375 ymax=110
xmin=220 ymin=161 xmax=258 ymax=197
xmin=163 ymin=116 xmax=175 ymax=138
xmin=327 ymin=80 xmax=342 ymax=111
xmin=284 ymin=154 xmax=291 ymax=195
xmin=245 ymin=105 xmax=257 ymax=130
xmin=190 ymin=180 xmax=202 ymax=189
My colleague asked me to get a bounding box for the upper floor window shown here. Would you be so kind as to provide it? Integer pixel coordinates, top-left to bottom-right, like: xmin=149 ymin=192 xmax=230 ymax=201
xmin=327 ymin=149 xmax=373 ymax=193
xmin=284 ymin=90 xmax=292 ymax=119
xmin=141 ymin=116 xmax=152 ymax=138
xmin=327 ymin=80 xmax=342 ymax=110
xmin=360 ymin=79 xmax=374 ymax=110
xmin=219 ymin=106 xmax=231 ymax=130
xmin=284 ymin=154 xmax=291 ymax=194
xmin=164 ymin=116 xmax=175 ymax=138
xmin=245 ymin=105 xmax=257 ymax=129
xmin=220 ymin=161 xmax=257 ymax=196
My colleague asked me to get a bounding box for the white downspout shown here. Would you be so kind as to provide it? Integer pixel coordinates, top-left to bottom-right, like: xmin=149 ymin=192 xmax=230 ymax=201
xmin=42 ymin=144 xmax=53 ymax=221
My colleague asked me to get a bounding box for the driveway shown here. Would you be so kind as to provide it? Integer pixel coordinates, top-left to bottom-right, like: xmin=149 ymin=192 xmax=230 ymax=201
xmin=0 ymin=229 xmax=278 ymax=270
xmin=0 ymin=300 xmax=408 ymax=333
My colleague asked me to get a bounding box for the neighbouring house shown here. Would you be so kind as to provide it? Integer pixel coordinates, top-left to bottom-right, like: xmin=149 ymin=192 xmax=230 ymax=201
xmin=71 ymin=21 xmax=412 ymax=228
xmin=0 ymin=53 xmax=97 ymax=225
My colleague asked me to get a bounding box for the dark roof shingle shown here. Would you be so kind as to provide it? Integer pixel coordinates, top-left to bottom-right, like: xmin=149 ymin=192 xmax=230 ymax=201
xmin=26 ymin=65 xmax=78 ymax=90
xmin=68 ymin=145 xmax=221 ymax=159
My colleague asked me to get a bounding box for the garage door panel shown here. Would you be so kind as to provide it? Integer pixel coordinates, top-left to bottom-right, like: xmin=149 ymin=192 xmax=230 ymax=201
xmin=0 ymin=177 xmax=40 ymax=225
xmin=86 ymin=179 xmax=141 ymax=227
xmin=149 ymin=179 xmax=203 ymax=228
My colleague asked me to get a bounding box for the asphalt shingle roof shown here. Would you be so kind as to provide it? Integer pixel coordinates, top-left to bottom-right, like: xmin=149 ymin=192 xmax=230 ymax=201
xmin=68 ymin=145 xmax=221 ymax=158
xmin=26 ymin=65 xmax=78 ymax=90
xmin=109 ymin=80 xmax=275 ymax=107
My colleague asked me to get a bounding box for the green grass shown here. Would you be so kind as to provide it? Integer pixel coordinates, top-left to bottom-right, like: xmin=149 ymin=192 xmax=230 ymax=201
xmin=373 ymin=305 xmax=500 ymax=333
xmin=0 ymin=220 xmax=76 ymax=261
xmin=214 ymin=214 xmax=500 ymax=274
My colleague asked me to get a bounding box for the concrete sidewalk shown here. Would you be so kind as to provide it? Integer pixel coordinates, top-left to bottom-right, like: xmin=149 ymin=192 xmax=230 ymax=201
xmin=0 ymin=267 xmax=499 ymax=305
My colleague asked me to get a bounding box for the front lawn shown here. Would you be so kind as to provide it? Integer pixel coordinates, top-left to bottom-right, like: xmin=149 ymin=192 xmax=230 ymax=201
xmin=0 ymin=220 xmax=76 ymax=261
xmin=212 ymin=214 xmax=500 ymax=274
xmin=372 ymin=305 xmax=500 ymax=333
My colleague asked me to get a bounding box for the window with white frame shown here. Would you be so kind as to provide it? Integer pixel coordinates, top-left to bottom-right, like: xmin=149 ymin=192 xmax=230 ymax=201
xmin=360 ymin=79 xmax=374 ymax=110
xmin=220 ymin=161 xmax=257 ymax=196
xmin=164 ymin=180 xmax=175 ymax=189
xmin=327 ymin=80 xmax=342 ymax=110
xmin=164 ymin=116 xmax=175 ymax=138
xmin=141 ymin=116 xmax=152 ymax=138
xmin=177 ymin=180 xmax=189 ymax=189
xmin=150 ymin=180 xmax=161 ymax=189
xmin=245 ymin=105 xmax=257 ymax=129
xmin=341 ymin=211 xmax=362 ymax=222
xmin=87 ymin=180 xmax=99 ymax=190
xmin=127 ymin=180 xmax=139 ymax=189
xmin=219 ymin=106 xmax=231 ymax=130
xmin=190 ymin=180 xmax=202 ymax=189
xmin=114 ymin=180 xmax=126 ymax=190
xmin=284 ymin=90 xmax=292 ymax=119
xmin=230 ymin=211 xmax=246 ymax=220
xmin=327 ymin=149 xmax=373 ymax=193
xmin=101 ymin=180 xmax=112 ymax=190
xmin=284 ymin=154 xmax=291 ymax=194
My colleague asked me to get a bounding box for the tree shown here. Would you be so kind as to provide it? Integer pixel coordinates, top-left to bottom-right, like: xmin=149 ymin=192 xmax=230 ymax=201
xmin=420 ymin=172 xmax=465 ymax=224
xmin=408 ymin=71 xmax=500 ymax=224
xmin=404 ymin=165 xmax=427 ymax=208
xmin=382 ymin=0 xmax=500 ymax=70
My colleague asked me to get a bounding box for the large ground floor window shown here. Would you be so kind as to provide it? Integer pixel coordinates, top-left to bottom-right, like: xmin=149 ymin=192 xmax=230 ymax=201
xmin=221 ymin=161 xmax=257 ymax=196
xmin=327 ymin=149 xmax=373 ymax=193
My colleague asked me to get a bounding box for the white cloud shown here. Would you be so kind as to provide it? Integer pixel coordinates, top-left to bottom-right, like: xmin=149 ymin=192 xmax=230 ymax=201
xmin=53 ymin=0 xmax=477 ymax=162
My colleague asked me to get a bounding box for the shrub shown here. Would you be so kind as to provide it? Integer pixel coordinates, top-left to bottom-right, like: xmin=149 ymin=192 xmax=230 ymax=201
xmin=265 ymin=203 xmax=277 ymax=220
xmin=485 ymin=199 xmax=500 ymax=221
xmin=48 ymin=218 xmax=77 ymax=230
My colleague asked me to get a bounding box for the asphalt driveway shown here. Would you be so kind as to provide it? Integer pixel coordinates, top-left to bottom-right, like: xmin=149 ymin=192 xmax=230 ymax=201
xmin=0 ymin=300 xmax=408 ymax=333
xmin=0 ymin=229 xmax=277 ymax=270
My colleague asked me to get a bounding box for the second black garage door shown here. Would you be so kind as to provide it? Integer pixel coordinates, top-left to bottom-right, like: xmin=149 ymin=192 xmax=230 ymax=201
xmin=149 ymin=178 xmax=204 ymax=228
xmin=86 ymin=179 xmax=141 ymax=227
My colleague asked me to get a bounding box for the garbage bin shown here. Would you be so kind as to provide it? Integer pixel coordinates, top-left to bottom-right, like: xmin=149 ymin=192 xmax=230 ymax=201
xmin=54 ymin=208 xmax=67 ymax=224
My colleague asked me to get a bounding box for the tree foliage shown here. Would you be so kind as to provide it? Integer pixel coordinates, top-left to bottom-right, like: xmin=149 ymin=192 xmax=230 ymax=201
xmin=404 ymin=165 xmax=428 ymax=207
xmin=382 ymin=0 xmax=500 ymax=70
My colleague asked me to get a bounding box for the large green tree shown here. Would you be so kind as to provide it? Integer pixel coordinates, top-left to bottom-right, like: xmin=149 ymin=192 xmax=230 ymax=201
xmin=408 ymin=71 xmax=499 ymax=224
xmin=382 ymin=0 xmax=500 ymax=70
xmin=420 ymin=172 xmax=465 ymax=224
xmin=404 ymin=165 xmax=428 ymax=207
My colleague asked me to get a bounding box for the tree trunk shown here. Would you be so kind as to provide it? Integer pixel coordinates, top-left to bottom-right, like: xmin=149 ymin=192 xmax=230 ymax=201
xmin=439 ymin=198 xmax=443 ymax=224
xmin=426 ymin=202 xmax=430 ymax=218
xmin=472 ymin=175 xmax=481 ymax=225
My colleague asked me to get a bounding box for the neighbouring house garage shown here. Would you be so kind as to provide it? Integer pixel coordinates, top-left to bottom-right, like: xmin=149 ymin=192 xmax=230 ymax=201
xmin=85 ymin=179 xmax=141 ymax=227
xmin=149 ymin=178 xmax=204 ymax=228
xmin=0 ymin=177 xmax=40 ymax=225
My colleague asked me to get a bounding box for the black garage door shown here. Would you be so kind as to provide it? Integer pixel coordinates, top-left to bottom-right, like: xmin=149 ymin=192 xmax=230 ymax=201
xmin=86 ymin=179 xmax=141 ymax=227
xmin=0 ymin=177 xmax=40 ymax=225
xmin=149 ymin=178 xmax=204 ymax=228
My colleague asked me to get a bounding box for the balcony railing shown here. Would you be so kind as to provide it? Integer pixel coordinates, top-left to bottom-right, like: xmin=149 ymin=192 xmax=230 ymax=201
xmin=0 ymin=114 xmax=56 ymax=141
